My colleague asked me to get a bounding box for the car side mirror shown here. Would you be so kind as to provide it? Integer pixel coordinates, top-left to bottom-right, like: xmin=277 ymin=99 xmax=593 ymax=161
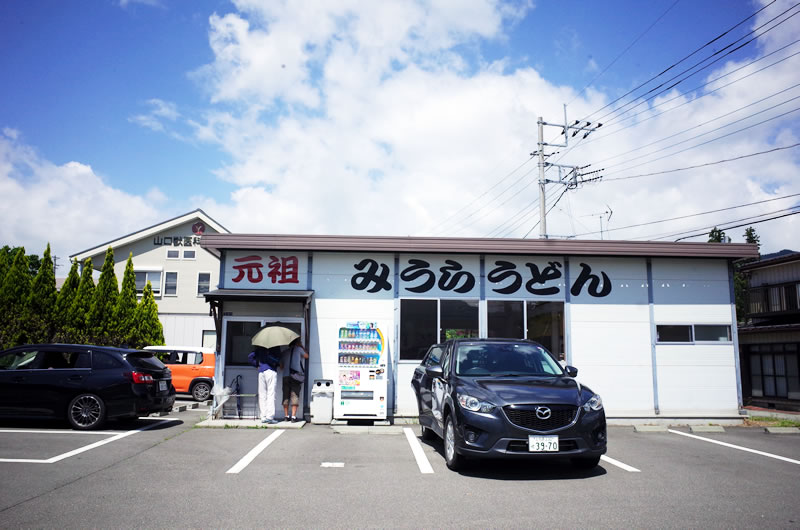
xmin=565 ymin=365 xmax=578 ymax=377
xmin=425 ymin=364 xmax=444 ymax=378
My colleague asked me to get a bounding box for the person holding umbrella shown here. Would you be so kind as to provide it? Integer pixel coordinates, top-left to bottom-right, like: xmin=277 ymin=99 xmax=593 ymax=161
xmin=249 ymin=326 xmax=300 ymax=425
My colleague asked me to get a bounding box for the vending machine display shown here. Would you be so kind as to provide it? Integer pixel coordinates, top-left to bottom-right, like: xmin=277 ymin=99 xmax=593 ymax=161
xmin=334 ymin=321 xmax=388 ymax=420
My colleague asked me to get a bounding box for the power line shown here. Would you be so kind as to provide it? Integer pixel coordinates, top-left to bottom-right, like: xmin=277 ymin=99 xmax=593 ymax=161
xmin=633 ymin=206 xmax=800 ymax=241
xmin=576 ymin=0 xmax=780 ymax=123
xmin=671 ymin=210 xmax=800 ymax=241
xmin=601 ymin=142 xmax=800 ymax=182
xmin=548 ymin=39 xmax=800 ymax=166
xmin=566 ymin=0 xmax=681 ymax=105
xmin=597 ymin=88 xmax=800 ymax=168
xmin=591 ymin=1 xmax=795 ymax=125
xmin=606 ymin=105 xmax=800 ymax=175
xmin=570 ymin=192 xmax=800 ymax=237
xmin=429 ymin=156 xmax=535 ymax=235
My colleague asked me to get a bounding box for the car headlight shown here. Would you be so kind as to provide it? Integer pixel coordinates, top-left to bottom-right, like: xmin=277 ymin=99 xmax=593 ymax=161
xmin=583 ymin=394 xmax=603 ymax=412
xmin=457 ymin=393 xmax=495 ymax=413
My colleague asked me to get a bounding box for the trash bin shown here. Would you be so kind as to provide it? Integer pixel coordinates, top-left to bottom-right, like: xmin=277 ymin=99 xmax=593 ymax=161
xmin=310 ymin=379 xmax=334 ymax=424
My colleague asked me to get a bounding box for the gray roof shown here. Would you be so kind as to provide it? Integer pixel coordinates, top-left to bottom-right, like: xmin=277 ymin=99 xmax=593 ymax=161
xmin=200 ymin=233 xmax=758 ymax=259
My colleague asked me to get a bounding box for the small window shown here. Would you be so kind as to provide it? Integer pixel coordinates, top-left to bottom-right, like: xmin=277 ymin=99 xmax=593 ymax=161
xmin=93 ymin=352 xmax=123 ymax=370
xmin=197 ymin=272 xmax=211 ymax=296
xmin=656 ymin=325 xmax=693 ymax=343
xmin=166 ymin=249 xmax=180 ymax=259
xmin=423 ymin=346 xmax=443 ymax=367
xmin=694 ymin=325 xmax=731 ymax=342
xmin=135 ymin=271 xmax=161 ymax=296
xmin=165 ymin=272 xmax=178 ymax=296
xmin=183 ymin=250 xmax=196 ymax=259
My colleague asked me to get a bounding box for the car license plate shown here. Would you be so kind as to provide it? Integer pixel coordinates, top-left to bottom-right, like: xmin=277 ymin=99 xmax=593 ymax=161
xmin=528 ymin=435 xmax=559 ymax=452
xmin=158 ymin=380 xmax=167 ymax=392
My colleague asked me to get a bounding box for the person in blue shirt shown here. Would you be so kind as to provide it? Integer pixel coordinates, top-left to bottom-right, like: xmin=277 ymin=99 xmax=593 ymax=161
xmin=248 ymin=346 xmax=280 ymax=424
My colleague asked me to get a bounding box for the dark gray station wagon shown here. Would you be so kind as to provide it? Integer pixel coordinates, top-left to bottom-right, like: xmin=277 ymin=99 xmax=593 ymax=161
xmin=0 ymin=344 xmax=176 ymax=430
xmin=411 ymin=338 xmax=606 ymax=470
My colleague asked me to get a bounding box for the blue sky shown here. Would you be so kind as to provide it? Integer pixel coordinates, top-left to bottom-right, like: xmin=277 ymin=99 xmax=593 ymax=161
xmin=1 ymin=0 xmax=798 ymax=269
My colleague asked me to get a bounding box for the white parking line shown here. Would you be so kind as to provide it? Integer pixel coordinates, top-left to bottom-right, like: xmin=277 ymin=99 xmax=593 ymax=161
xmin=403 ymin=428 xmax=434 ymax=474
xmin=226 ymin=429 xmax=285 ymax=474
xmin=0 ymin=430 xmax=121 ymax=436
xmin=601 ymin=455 xmax=641 ymax=472
xmin=321 ymin=462 xmax=345 ymax=468
xmin=0 ymin=418 xmax=178 ymax=464
xmin=668 ymin=429 xmax=800 ymax=465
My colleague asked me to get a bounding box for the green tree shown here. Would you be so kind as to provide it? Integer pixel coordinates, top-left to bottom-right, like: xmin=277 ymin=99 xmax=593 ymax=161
xmin=27 ymin=244 xmax=57 ymax=343
xmin=0 ymin=246 xmax=9 ymax=286
xmin=0 ymin=248 xmax=33 ymax=348
xmin=0 ymin=246 xmax=40 ymax=277
xmin=744 ymin=226 xmax=760 ymax=251
xmin=88 ymin=247 xmax=119 ymax=345
xmin=66 ymin=259 xmax=95 ymax=344
xmin=708 ymin=227 xmax=726 ymax=243
xmin=130 ymin=282 xmax=164 ymax=348
xmin=53 ymin=260 xmax=80 ymax=342
xmin=113 ymin=253 xmax=138 ymax=346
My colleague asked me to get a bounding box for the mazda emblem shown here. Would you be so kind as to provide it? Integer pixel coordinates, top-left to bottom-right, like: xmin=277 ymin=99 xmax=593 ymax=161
xmin=535 ymin=406 xmax=551 ymax=420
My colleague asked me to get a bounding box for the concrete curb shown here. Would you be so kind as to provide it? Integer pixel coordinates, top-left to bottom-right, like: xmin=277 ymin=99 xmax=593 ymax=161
xmin=689 ymin=425 xmax=726 ymax=433
xmin=331 ymin=426 xmax=405 ymax=435
xmin=195 ymin=418 xmax=306 ymax=429
xmin=634 ymin=425 xmax=668 ymax=432
xmin=764 ymin=427 xmax=800 ymax=434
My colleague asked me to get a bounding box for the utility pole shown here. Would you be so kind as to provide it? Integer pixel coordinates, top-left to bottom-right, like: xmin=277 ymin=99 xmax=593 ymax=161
xmin=533 ymin=105 xmax=603 ymax=239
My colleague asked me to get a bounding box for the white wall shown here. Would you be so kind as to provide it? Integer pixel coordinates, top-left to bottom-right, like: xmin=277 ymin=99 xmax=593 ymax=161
xmin=159 ymin=313 xmax=216 ymax=347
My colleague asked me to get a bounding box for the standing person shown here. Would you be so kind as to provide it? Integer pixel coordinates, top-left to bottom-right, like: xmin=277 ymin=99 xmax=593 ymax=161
xmin=248 ymin=346 xmax=280 ymax=424
xmin=280 ymin=338 xmax=308 ymax=422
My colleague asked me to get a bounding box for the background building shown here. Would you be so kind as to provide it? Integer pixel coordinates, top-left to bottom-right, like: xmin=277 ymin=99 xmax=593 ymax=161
xmin=70 ymin=209 xmax=229 ymax=347
xmin=738 ymin=251 xmax=800 ymax=411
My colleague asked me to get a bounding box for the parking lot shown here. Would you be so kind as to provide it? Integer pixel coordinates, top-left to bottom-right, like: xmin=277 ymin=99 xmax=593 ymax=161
xmin=0 ymin=405 xmax=798 ymax=529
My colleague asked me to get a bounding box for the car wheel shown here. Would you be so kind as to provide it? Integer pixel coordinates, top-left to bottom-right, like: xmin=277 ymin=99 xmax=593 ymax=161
xmin=191 ymin=381 xmax=212 ymax=402
xmin=570 ymin=455 xmax=601 ymax=470
xmin=420 ymin=422 xmax=436 ymax=441
xmin=67 ymin=393 xmax=106 ymax=430
xmin=444 ymin=416 xmax=464 ymax=471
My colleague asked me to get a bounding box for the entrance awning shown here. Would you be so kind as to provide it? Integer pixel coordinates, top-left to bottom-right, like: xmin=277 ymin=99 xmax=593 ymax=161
xmin=204 ymin=289 xmax=314 ymax=303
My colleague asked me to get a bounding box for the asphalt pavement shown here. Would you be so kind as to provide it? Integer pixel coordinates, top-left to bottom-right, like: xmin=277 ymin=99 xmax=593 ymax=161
xmin=0 ymin=407 xmax=798 ymax=529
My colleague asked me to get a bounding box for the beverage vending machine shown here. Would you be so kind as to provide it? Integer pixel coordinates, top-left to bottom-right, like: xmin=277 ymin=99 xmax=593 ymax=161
xmin=334 ymin=321 xmax=388 ymax=420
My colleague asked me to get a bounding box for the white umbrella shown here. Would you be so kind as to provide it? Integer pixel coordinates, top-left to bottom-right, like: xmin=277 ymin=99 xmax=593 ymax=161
xmin=251 ymin=326 xmax=299 ymax=349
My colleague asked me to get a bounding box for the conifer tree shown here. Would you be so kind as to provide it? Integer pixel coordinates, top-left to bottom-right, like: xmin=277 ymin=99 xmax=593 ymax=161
xmin=53 ymin=260 xmax=80 ymax=342
xmin=131 ymin=282 xmax=164 ymax=348
xmin=708 ymin=227 xmax=726 ymax=243
xmin=66 ymin=259 xmax=95 ymax=344
xmin=88 ymin=247 xmax=119 ymax=345
xmin=0 ymin=248 xmax=33 ymax=348
xmin=0 ymin=246 xmax=9 ymax=287
xmin=113 ymin=253 xmax=138 ymax=346
xmin=28 ymin=244 xmax=57 ymax=343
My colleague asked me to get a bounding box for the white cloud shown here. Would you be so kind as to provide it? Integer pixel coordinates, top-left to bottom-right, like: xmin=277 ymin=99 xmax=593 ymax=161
xmin=0 ymin=133 xmax=165 ymax=270
xmin=174 ymin=0 xmax=800 ymax=253
xmin=129 ymin=98 xmax=180 ymax=132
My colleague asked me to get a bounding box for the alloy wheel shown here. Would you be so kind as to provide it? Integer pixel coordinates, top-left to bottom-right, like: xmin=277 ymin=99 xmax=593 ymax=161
xmin=70 ymin=395 xmax=103 ymax=429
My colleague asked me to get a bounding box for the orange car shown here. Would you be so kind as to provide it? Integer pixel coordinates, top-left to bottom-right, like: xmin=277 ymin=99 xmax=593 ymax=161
xmin=145 ymin=346 xmax=216 ymax=401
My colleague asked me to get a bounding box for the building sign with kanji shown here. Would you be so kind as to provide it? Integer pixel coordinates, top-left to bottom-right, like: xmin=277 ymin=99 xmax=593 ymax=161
xmin=223 ymin=251 xmax=308 ymax=290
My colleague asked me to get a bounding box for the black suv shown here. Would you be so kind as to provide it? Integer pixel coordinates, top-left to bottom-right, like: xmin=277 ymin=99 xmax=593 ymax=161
xmin=411 ymin=339 xmax=606 ymax=470
xmin=0 ymin=344 xmax=176 ymax=430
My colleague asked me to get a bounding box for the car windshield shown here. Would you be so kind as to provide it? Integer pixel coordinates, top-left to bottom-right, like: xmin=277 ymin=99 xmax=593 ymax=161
xmin=454 ymin=342 xmax=563 ymax=377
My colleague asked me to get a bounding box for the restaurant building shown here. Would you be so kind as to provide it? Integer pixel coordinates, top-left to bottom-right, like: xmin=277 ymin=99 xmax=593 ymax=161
xmin=200 ymin=234 xmax=758 ymax=421
xmin=71 ymin=209 xmax=229 ymax=347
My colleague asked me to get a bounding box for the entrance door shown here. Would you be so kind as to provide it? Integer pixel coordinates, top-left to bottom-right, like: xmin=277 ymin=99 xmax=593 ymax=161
xmin=220 ymin=316 xmax=306 ymax=417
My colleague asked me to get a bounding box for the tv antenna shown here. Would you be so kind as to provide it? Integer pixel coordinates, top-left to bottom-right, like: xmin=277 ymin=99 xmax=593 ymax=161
xmin=583 ymin=205 xmax=613 ymax=240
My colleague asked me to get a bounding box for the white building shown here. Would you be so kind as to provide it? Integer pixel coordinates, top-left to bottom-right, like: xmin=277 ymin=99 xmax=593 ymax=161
xmin=70 ymin=209 xmax=229 ymax=347
xmin=199 ymin=234 xmax=758 ymax=421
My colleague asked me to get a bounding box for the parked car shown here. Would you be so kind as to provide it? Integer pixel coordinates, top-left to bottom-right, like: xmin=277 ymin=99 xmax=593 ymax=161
xmin=144 ymin=346 xmax=215 ymax=401
xmin=0 ymin=344 xmax=176 ymax=430
xmin=411 ymin=338 xmax=606 ymax=471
